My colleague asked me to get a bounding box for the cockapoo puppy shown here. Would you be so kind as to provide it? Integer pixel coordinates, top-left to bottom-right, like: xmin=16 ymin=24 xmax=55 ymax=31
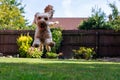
xmin=32 ymin=5 xmax=57 ymax=51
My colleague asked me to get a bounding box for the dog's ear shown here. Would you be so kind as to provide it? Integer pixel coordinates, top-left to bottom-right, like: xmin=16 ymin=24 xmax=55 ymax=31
xmin=44 ymin=5 xmax=54 ymax=19
xmin=44 ymin=5 xmax=53 ymax=13
xmin=32 ymin=12 xmax=40 ymax=25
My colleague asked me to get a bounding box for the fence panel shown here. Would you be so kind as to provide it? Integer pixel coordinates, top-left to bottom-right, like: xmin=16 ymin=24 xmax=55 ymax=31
xmin=98 ymin=32 xmax=120 ymax=57
xmin=61 ymin=30 xmax=97 ymax=58
xmin=61 ymin=30 xmax=120 ymax=58
xmin=0 ymin=30 xmax=34 ymax=55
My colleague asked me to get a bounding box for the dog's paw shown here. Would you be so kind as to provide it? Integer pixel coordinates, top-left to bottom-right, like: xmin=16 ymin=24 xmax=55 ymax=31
xmin=33 ymin=44 xmax=39 ymax=47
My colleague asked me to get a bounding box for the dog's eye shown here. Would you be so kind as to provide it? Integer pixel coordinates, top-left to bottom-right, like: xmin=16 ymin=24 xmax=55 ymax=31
xmin=38 ymin=17 xmax=41 ymax=19
xmin=44 ymin=17 xmax=48 ymax=21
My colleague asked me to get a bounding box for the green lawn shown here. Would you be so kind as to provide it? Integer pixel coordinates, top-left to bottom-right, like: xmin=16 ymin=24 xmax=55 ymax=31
xmin=0 ymin=58 xmax=120 ymax=80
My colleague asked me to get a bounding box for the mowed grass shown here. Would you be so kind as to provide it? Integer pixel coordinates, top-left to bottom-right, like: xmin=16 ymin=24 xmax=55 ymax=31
xmin=0 ymin=58 xmax=120 ymax=80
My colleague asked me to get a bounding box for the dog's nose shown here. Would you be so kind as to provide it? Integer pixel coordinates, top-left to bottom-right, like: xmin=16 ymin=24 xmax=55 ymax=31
xmin=40 ymin=22 xmax=44 ymax=26
xmin=39 ymin=21 xmax=47 ymax=28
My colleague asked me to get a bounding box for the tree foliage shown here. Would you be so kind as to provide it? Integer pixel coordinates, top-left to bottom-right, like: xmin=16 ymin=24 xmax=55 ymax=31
xmin=78 ymin=7 xmax=111 ymax=30
xmin=78 ymin=2 xmax=120 ymax=31
xmin=0 ymin=0 xmax=28 ymax=30
xmin=108 ymin=3 xmax=119 ymax=20
xmin=108 ymin=3 xmax=120 ymax=31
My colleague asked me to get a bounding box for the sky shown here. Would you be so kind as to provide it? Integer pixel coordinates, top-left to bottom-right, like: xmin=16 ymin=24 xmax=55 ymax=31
xmin=21 ymin=0 xmax=120 ymax=24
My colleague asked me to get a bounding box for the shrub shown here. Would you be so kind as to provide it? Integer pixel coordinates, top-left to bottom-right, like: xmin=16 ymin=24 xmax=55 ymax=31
xmin=17 ymin=34 xmax=32 ymax=46
xmin=27 ymin=47 xmax=43 ymax=58
xmin=73 ymin=47 xmax=96 ymax=59
xmin=51 ymin=28 xmax=62 ymax=53
xmin=17 ymin=33 xmax=33 ymax=57
xmin=110 ymin=16 xmax=120 ymax=31
xmin=46 ymin=52 xmax=58 ymax=59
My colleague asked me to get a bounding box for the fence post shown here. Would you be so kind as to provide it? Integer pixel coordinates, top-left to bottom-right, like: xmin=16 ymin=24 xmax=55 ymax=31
xmin=96 ymin=31 xmax=100 ymax=57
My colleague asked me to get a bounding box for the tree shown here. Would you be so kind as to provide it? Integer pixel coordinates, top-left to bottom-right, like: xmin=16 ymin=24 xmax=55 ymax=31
xmin=78 ymin=2 xmax=120 ymax=31
xmin=108 ymin=3 xmax=119 ymax=20
xmin=78 ymin=7 xmax=111 ymax=30
xmin=108 ymin=3 xmax=120 ymax=31
xmin=0 ymin=0 xmax=27 ymax=30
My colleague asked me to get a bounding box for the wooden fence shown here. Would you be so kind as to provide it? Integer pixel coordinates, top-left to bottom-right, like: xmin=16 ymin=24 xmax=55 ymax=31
xmin=61 ymin=30 xmax=120 ymax=58
xmin=0 ymin=30 xmax=120 ymax=58
xmin=0 ymin=30 xmax=34 ymax=56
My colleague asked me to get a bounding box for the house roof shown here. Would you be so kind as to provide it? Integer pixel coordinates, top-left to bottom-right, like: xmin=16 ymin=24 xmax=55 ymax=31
xmin=51 ymin=17 xmax=88 ymax=30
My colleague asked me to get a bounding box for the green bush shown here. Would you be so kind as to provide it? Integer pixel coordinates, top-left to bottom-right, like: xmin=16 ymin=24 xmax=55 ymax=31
xmin=51 ymin=28 xmax=62 ymax=53
xmin=17 ymin=34 xmax=43 ymax=58
xmin=110 ymin=16 xmax=120 ymax=31
xmin=27 ymin=48 xmax=43 ymax=58
xmin=17 ymin=33 xmax=33 ymax=57
xmin=46 ymin=52 xmax=58 ymax=59
xmin=73 ymin=47 xmax=96 ymax=59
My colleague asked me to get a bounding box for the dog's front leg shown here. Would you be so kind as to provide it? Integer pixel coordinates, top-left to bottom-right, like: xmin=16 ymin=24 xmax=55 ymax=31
xmin=45 ymin=38 xmax=55 ymax=52
xmin=32 ymin=38 xmax=40 ymax=47
xmin=32 ymin=28 xmax=41 ymax=47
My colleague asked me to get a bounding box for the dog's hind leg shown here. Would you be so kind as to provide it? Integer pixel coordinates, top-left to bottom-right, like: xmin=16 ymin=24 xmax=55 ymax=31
xmin=39 ymin=44 xmax=44 ymax=51
xmin=45 ymin=45 xmax=51 ymax=52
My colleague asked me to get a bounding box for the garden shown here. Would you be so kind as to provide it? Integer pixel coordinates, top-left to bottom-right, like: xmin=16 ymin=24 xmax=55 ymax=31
xmin=0 ymin=0 xmax=120 ymax=80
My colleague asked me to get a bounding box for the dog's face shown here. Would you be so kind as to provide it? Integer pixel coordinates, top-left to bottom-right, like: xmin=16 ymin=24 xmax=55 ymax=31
xmin=33 ymin=5 xmax=54 ymax=31
xmin=35 ymin=13 xmax=50 ymax=30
